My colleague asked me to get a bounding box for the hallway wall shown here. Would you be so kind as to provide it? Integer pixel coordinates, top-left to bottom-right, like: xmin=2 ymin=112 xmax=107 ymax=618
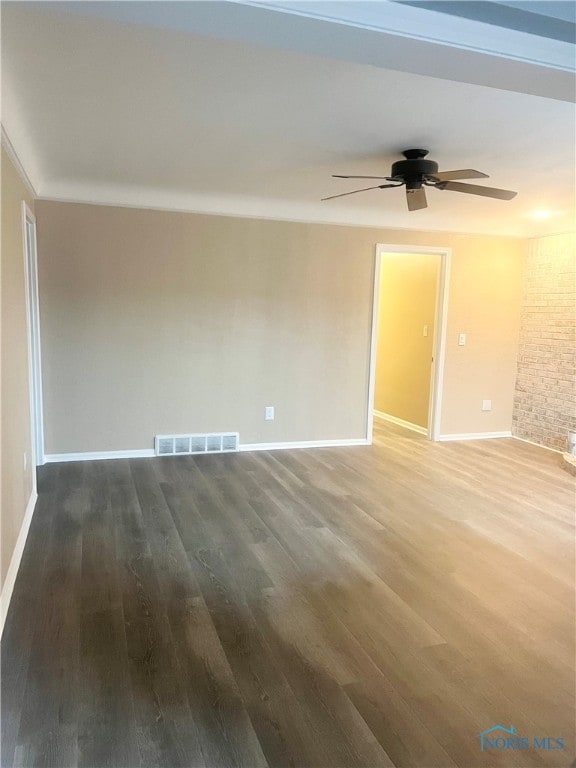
xmin=374 ymin=253 xmax=438 ymax=429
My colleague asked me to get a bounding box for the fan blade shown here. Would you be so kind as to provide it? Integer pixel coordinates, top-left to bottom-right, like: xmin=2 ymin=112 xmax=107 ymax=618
xmin=437 ymin=181 xmax=517 ymax=200
xmin=332 ymin=175 xmax=394 ymax=180
xmin=406 ymin=186 xmax=427 ymax=211
xmin=321 ymin=183 xmax=400 ymax=201
xmin=432 ymin=169 xmax=489 ymax=181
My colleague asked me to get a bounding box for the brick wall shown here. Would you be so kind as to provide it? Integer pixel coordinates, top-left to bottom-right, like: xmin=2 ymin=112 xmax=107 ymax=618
xmin=513 ymin=232 xmax=576 ymax=451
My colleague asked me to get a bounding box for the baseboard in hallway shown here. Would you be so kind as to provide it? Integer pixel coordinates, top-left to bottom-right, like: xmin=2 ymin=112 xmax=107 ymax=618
xmin=373 ymin=410 xmax=427 ymax=436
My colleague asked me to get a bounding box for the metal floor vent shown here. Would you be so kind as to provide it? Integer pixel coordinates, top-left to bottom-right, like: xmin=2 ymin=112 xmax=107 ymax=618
xmin=155 ymin=432 xmax=239 ymax=457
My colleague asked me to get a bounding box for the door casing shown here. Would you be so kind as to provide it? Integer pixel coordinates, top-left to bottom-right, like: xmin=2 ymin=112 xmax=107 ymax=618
xmin=367 ymin=243 xmax=451 ymax=442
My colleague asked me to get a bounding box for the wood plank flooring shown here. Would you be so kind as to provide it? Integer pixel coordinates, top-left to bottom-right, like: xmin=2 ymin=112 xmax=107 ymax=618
xmin=2 ymin=421 xmax=575 ymax=767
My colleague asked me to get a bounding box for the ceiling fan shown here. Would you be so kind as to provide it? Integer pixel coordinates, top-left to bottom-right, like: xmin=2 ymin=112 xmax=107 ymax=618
xmin=322 ymin=149 xmax=517 ymax=210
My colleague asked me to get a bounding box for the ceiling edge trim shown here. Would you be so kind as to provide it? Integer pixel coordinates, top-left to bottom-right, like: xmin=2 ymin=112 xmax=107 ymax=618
xmin=1 ymin=125 xmax=37 ymax=199
xmin=527 ymin=229 xmax=576 ymax=241
xmin=35 ymin=194 xmax=535 ymax=240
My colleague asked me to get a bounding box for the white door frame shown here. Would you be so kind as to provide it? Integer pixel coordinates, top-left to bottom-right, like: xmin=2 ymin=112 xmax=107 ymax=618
xmin=22 ymin=202 xmax=45 ymax=468
xmin=366 ymin=243 xmax=451 ymax=442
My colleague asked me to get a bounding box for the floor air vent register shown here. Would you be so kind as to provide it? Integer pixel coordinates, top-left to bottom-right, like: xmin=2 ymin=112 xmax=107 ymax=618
xmin=155 ymin=433 xmax=239 ymax=456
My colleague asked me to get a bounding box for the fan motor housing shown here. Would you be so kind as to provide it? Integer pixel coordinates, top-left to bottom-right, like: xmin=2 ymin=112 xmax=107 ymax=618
xmin=391 ymin=158 xmax=439 ymax=182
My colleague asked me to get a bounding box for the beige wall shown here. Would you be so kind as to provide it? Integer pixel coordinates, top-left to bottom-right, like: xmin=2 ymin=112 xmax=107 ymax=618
xmin=513 ymin=232 xmax=576 ymax=450
xmin=375 ymin=253 xmax=438 ymax=428
xmin=35 ymin=201 xmax=526 ymax=453
xmin=1 ymin=148 xmax=35 ymax=591
xmin=441 ymin=234 xmax=525 ymax=434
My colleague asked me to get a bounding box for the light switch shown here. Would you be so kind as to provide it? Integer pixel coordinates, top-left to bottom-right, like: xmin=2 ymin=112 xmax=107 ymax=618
xmin=265 ymin=406 xmax=275 ymax=421
xmin=482 ymin=400 xmax=492 ymax=411
xmin=423 ymin=325 xmax=428 ymax=337
xmin=458 ymin=333 xmax=466 ymax=346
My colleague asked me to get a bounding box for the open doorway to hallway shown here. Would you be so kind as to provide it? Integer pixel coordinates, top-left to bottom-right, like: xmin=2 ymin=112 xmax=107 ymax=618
xmin=368 ymin=245 xmax=450 ymax=442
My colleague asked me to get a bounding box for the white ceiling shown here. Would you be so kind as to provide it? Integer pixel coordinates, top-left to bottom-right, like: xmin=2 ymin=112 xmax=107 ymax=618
xmin=2 ymin=1 xmax=575 ymax=237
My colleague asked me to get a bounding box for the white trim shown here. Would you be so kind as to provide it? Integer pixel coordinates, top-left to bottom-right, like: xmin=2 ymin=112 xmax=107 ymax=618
xmin=1 ymin=126 xmax=36 ymax=198
xmin=22 ymin=203 xmax=44 ymax=468
xmin=239 ymin=438 xmax=370 ymax=452
xmin=45 ymin=440 xmax=370 ymax=461
xmin=0 ymin=490 xmax=37 ymax=638
xmin=438 ymin=431 xmax=512 ymax=442
xmin=365 ymin=248 xmax=381 ymax=445
xmin=373 ymin=410 xmax=427 ymax=436
xmin=430 ymin=248 xmax=450 ymax=441
xmin=367 ymin=244 xmax=451 ymax=444
xmin=512 ymin=435 xmax=562 ymax=454
xmin=44 ymin=448 xmax=155 ymax=463
xmin=36 ymin=195 xmax=533 ymax=240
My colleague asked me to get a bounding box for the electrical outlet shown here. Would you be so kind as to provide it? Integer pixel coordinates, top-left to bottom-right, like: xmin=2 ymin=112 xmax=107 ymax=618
xmin=482 ymin=400 xmax=492 ymax=411
xmin=265 ymin=406 xmax=275 ymax=421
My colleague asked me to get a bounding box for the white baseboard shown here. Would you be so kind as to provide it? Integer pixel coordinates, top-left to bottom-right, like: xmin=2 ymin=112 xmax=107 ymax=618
xmin=1 ymin=489 xmax=38 ymax=638
xmin=373 ymin=410 xmax=428 ymax=436
xmin=512 ymin=435 xmax=562 ymax=453
xmin=239 ymin=438 xmax=370 ymax=452
xmin=44 ymin=448 xmax=156 ymax=462
xmin=438 ymin=431 xmax=512 ymax=442
xmin=44 ymin=440 xmax=370 ymax=462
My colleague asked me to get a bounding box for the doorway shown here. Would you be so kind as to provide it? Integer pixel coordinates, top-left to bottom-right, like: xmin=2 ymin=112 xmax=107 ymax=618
xmin=367 ymin=244 xmax=450 ymax=442
xmin=22 ymin=202 xmax=44 ymax=467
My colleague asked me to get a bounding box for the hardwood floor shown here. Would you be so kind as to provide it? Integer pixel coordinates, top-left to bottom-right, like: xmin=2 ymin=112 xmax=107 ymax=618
xmin=2 ymin=421 xmax=574 ymax=767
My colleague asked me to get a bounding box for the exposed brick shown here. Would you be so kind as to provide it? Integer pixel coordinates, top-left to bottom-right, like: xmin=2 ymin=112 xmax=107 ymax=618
xmin=512 ymin=234 xmax=576 ymax=451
